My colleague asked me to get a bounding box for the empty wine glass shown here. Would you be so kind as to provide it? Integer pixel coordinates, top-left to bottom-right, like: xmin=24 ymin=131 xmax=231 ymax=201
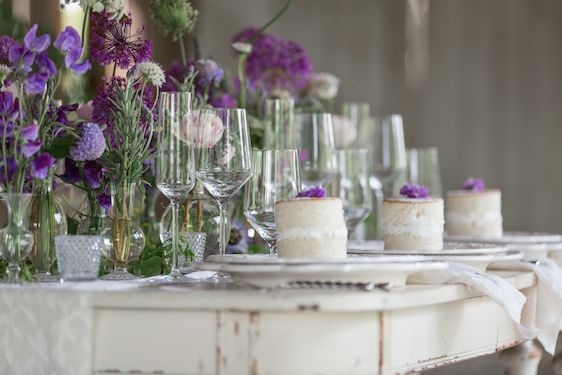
xmin=195 ymin=108 xmax=252 ymax=256
xmin=293 ymin=112 xmax=337 ymax=188
xmin=342 ymin=102 xmax=371 ymax=149
xmin=156 ymin=91 xmax=196 ymax=280
xmin=370 ymin=114 xmax=407 ymax=194
xmin=330 ymin=149 xmax=372 ymax=236
xmin=407 ymin=147 xmax=442 ymax=197
xmin=244 ymin=149 xmax=301 ymax=254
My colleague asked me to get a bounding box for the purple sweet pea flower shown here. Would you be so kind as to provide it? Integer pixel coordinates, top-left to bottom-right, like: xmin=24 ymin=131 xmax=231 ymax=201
xmin=36 ymin=52 xmax=56 ymax=79
xmin=54 ymin=26 xmax=91 ymax=75
xmin=98 ymin=193 xmax=111 ymax=209
xmin=399 ymin=183 xmax=429 ymax=199
xmin=31 ymin=153 xmax=55 ymax=179
xmin=0 ymin=157 xmax=17 ymax=184
xmin=24 ymin=24 xmax=50 ymax=53
xmin=61 ymin=158 xmax=81 ymax=184
xmin=83 ymin=161 xmax=106 ymax=189
xmin=9 ymin=44 xmax=35 ymax=73
xmin=25 ymin=73 xmax=46 ymax=94
xmin=462 ymin=177 xmax=485 ymax=192
xmin=296 ymin=186 xmax=326 ymax=198
xmin=21 ymin=122 xmax=39 ymax=141
xmin=22 ymin=140 xmax=42 ymax=158
xmin=65 ymin=48 xmax=91 ymax=74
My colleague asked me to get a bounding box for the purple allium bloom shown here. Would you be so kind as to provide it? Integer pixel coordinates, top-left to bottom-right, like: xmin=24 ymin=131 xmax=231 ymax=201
xmin=209 ymin=92 xmax=237 ymax=108
xmin=98 ymin=193 xmax=111 ymax=209
xmin=92 ymin=76 xmax=126 ymax=126
xmin=31 ymin=153 xmax=55 ymax=179
xmin=24 ymin=24 xmax=50 ymax=53
xmin=462 ymin=177 xmax=485 ymax=192
xmin=399 ymin=183 xmax=429 ymax=199
xmin=194 ymin=59 xmax=224 ymax=88
xmin=89 ymin=11 xmax=152 ymax=69
xmin=70 ymin=122 xmax=106 ymax=161
xmin=232 ymin=27 xmax=313 ymax=94
xmin=25 ymin=73 xmax=46 ymax=94
xmin=22 ymin=140 xmax=42 ymax=158
xmin=0 ymin=36 xmax=17 ymax=63
xmin=297 ymin=186 xmax=326 ymax=198
xmin=162 ymin=61 xmax=192 ymax=92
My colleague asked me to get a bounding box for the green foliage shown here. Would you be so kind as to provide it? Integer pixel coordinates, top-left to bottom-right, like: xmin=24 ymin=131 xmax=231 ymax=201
xmin=150 ymin=0 xmax=198 ymax=40
xmin=46 ymin=134 xmax=75 ymax=159
xmin=247 ymin=244 xmax=268 ymax=254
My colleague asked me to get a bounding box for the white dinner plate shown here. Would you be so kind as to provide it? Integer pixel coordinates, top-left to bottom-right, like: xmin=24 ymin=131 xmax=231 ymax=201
xmin=196 ymin=255 xmax=449 ymax=288
xmin=348 ymin=240 xmax=507 ymax=255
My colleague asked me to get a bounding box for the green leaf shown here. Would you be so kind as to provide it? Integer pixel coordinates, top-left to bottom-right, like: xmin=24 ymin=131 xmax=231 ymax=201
xmin=139 ymin=256 xmax=163 ymax=277
xmin=47 ymin=134 xmax=75 ymax=159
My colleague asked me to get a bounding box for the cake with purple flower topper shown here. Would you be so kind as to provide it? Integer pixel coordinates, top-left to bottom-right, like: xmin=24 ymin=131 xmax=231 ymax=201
xmin=383 ymin=183 xmax=444 ymax=251
xmin=274 ymin=187 xmax=347 ymax=259
xmin=446 ymin=178 xmax=503 ymax=238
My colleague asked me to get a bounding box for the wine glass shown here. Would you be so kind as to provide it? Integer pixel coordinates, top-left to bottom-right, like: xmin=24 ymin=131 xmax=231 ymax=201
xmin=195 ymin=108 xmax=252 ymax=256
xmin=293 ymin=112 xmax=337 ymax=188
xmin=156 ymin=91 xmax=196 ymax=280
xmin=330 ymin=149 xmax=372 ymax=236
xmin=244 ymin=149 xmax=301 ymax=254
xmin=342 ymin=102 xmax=371 ymax=148
xmin=407 ymin=147 xmax=442 ymax=197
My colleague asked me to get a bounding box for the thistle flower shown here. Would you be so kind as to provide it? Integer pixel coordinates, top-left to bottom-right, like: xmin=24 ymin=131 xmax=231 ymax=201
xmin=70 ymin=122 xmax=106 ymax=161
xmin=194 ymin=59 xmax=224 ymax=88
xmin=150 ymin=0 xmax=198 ymax=40
xmin=136 ymin=61 xmax=165 ymax=88
xmin=89 ymin=11 xmax=152 ymax=69
xmin=80 ymin=0 xmax=124 ymax=19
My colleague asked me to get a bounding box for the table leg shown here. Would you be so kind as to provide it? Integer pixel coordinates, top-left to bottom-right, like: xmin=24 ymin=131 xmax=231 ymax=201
xmin=499 ymin=341 xmax=543 ymax=375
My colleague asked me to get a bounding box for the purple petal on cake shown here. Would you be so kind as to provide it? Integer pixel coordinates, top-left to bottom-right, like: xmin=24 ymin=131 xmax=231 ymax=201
xmin=462 ymin=177 xmax=485 ymax=192
xmin=24 ymin=73 xmax=46 ymax=94
xmin=98 ymin=193 xmax=111 ymax=209
xmin=296 ymin=186 xmax=326 ymax=198
xmin=399 ymin=183 xmax=429 ymax=198
xmin=31 ymin=153 xmax=55 ymax=179
xmin=24 ymin=24 xmax=51 ymax=53
xmin=22 ymin=140 xmax=42 ymax=158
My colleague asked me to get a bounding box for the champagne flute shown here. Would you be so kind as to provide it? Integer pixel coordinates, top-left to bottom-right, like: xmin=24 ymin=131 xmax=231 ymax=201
xmin=195 ymin=108 xmax=252 ymax=256
xmin=244 ymin=149 xmax=301 ymax=254
xmin=293 ymin=112 xmax=337 ymax=188
xmin=330 ymin=149 xmax=372 ymax=236
xmin=156 ymin=91 xmax=196 ymax=279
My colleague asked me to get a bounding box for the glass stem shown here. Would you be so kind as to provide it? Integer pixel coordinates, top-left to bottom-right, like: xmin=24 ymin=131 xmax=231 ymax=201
xmin=268 ymin=241 xmax=276 ymax=255
xmin=171 ymin=200 xmax=180 ymax=277
xmin=219 ymin=203 xmax=227 ymax=256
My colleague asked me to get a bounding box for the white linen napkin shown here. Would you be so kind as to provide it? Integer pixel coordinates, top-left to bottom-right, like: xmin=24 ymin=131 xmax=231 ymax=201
xmin=490 ymin=258 xmax=562 ymax=354
xmin=409 ymin=263 xmax=534 ymax=342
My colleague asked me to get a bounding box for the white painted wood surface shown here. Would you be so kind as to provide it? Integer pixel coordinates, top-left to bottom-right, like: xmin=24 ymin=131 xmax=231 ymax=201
xmin=81 ymin=270 xmax=536 ymax=374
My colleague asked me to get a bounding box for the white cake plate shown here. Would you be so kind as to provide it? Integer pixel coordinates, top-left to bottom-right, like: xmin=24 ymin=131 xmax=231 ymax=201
xmin=197 ymin=255 xmax=448 ymax=288
xmin=446 ymin=231 xmax=562 ymax=260
xmin=347 ymin=240 xmax=519 ymax=271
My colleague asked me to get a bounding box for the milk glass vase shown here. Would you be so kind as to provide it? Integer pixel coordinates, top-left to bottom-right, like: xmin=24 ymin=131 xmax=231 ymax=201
xmin=29 ymin=171 xmax=67 ymax=282
xmin=0 ymin=193 xmax=33 ymax=283
xmin=100 ymin=182 xmax=145 ymax=280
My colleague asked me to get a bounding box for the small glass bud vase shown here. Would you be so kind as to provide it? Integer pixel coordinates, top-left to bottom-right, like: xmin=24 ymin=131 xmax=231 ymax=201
xmin=77 ymin=197 xmax=108 ymax=235
xmin=29 ymin=171 xmax=67 ymax=282
xmin=263 ymin=98 xmax=295 ymax=149
xmin=100 ymin=182 xmax=144 ymax=280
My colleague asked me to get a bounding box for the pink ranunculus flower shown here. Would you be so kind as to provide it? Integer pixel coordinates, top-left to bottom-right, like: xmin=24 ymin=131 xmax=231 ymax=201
xmin=332 ymin=114 xmax=357 ymax=148
xmin=308 ymin=72 xmax=340 ymax=101
xmin=173 ymin=111 xmax=225 ymax=148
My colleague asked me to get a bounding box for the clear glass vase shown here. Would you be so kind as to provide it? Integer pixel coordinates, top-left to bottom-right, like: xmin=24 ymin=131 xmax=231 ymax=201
xmin=101 ymin=182 xmax=144 ymax=280
xmin=0 ymin=193 xmax=33 ymax=283
xmin=159 ymin=182 xmax=220 ymax=257
xmin=77 ymin=197 xmax=108 ymax=235
xmin=263 ymin=98 xmax=295 ymax=149
xmin=29 ymin=172 xmax=67 ymax=282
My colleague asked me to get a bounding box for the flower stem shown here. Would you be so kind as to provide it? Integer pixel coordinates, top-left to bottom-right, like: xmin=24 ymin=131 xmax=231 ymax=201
xmin=80 ymin=6 xmax=90 ymax=51
xmin=179 ymin=33 xmax=188 ymax=68
xmin=237 ymin=53 xmax=248 ymax=109
xmin=112 ymin=63 xmax=117 ymax=77
xmin=251 ymin=0 xmax=293 ymax=44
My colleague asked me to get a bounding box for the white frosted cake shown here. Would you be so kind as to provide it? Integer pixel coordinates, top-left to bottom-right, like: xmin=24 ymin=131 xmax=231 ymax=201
xmin=382 ymin=197 xmax=444 ymax=251
xmin=446 ymin=189 xmax=503 ymax=238
xmin=275 ymin=197 xmax=348 ymax=259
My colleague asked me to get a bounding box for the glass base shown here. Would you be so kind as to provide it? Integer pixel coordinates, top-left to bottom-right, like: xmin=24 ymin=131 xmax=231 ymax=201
xmin=3 ymin=276 xmax=22 ymax=284
xmin=33 ymin=273 xmax=59 ymax=283
xmin=100 ymin=269 xmax=139 ymax=281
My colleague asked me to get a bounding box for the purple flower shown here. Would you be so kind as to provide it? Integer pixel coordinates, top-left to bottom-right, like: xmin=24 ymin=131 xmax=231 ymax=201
xmin=209 ymin=92 xmax=237 ymax=108
xmin=31 ymin=153 xmax=55 ymax=179
xmin=61 ymin=158 xmax=80 ymax=184
xmin=89 ymin=11 xmax=152 ymax=69
xmin=232 ymin=27 xmax=313 ymax=94
xmin=83 ymin=161 xmax=106 ymax=189
xmin=36 ymin=52 xmax=56 ymax=79
xmin=226 ymin=219 xmax=249 ymax=254
xmin=462 ymin=177 xmax=485 ymax=192
xmin=70 ymin=122 xmax=106 ymax=161
xmin=0 ymin=157 xmax=16 ymax=184
xmin=297 ymin=186 xmax=326 ymax=198
xmin=162 ymin=61 xmax=191 ymax=92
xmin=9 ymin=44 xmax=34 ymax=73
xmin=54 ymin=26 xmax=91 ymax=74
xmin=22 ymin=140 xmax=42 ymax=158
xmin=98 ymin=193 xmax=111 ymax=209
xmin=194 ymin=59 xmax=224 ymax=88
xmin=24 ymin=24 xmax=50 ymax=53
xmin=25 ymin=73 xmax=46 ymax=94
xmin=21 ymin=122 xmax=39 ymax=141
xmin=399 ymin=183 xmax=429 ymax=199
xmin=0 ymin=36 xmax=16 ymax=63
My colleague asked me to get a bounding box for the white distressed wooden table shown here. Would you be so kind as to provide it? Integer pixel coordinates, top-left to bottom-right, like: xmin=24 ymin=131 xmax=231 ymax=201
xmin=0 ymin=270 xmax=538 ymax=375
